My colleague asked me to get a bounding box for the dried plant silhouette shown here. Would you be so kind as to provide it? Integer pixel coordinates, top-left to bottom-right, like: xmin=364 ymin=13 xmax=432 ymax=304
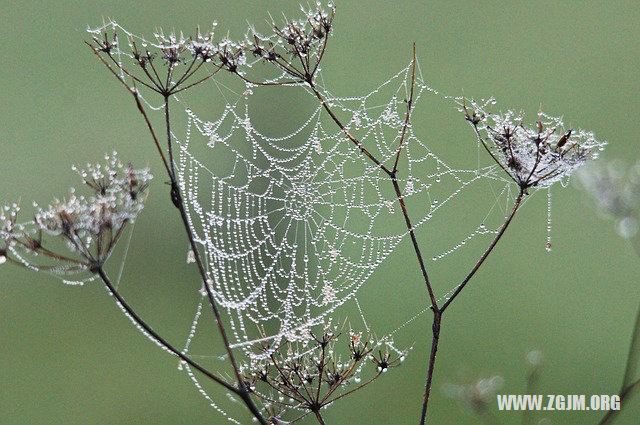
xmin=1 ymin=2 xmax=618 ymax=424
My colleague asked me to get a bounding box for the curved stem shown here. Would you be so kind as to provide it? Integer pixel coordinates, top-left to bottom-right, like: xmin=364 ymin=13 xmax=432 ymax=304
xmin=308 ymin=82 xmax=391 ymax=175
xmin=162 ymin=100 xmax=267 ymax=424
xmin=440 ymin=189 xmax=524 ymax=313
xmin=95 ymin=268 xmax=235 ymax=392
xmin=598 ymin=378 xmax=640 ymax=425
xmin=89 ymin=45 xmax=267 ymax=424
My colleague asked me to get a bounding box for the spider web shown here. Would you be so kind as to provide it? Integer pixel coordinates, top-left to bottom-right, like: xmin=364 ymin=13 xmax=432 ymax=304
xmin=170 ymin=62 xmax=515 ymax=362
xmin=82 ymin=20 xmax=522 ymax=363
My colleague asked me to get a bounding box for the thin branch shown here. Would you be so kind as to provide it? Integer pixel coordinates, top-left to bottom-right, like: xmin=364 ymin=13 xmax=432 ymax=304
xmin=420 ymin=188 xmax=525 ymax=424
xmin=598 ymin=377 xmax=640 ymax=425
xmin=418 ymin=311 xmax=441 ymax=425
xmin=101 ymin=49 xmax=162 ymax=93
xmin=170 ymin=65 xmax=224 ymax=95
xmin=471 ymin=123 xmax=516 ymax=183
xmin=391 ymin=178 xmax=438 ymax=309
xmin=598 ymin=294 xmax=640 ymax=425
xmin=313 ymin=411 xmax=327 ymax=425
xmin=95 ymin=267 xmax=236 ymax=392
xmin=160 ymin=102 xmax=266 ymax=424
xmin=86 ymin=43 xmax=172 ymax=177
xmin=164 ymin=97 xmax=175 ymax=180
xmin=90 ymin=44 xmax=267 ymax=424
xmin=289 ymin=411 xmax=313 ymax=424
xmin=392 ymin=43 xmax=416 ymax=174
xmin=323 ymin=372 xmax=380 ymax=405
xmin=441 ymin=188 xmax=525 ymax=312
xmin=309 ymin=83 xmax=391 ymax=175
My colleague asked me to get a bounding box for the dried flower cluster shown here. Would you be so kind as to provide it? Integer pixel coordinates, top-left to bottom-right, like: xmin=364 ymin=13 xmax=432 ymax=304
xmin=463 ymin=102 xmax=607 ymax=190
xmin=240 ymin=327 xmax=404 ymax=423
xmin=88 ymin=2 xmax=335 ymax=97
xmin=0 ymin=204 xmax=21 ymax=264
xmin=245 ymin=2 xmax=335 ymax=83
xmin=89 ymin=21 xmax=244 ymax=96
xmin=1 ymin=152 xmax=151 ymax=272
xmin=578 ymin=160 xmax=640 ymax=239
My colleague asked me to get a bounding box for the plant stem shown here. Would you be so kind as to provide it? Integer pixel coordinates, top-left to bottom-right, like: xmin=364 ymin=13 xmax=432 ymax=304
xmin=419 ymin=310 xmax=441 ymax=425
xmin=440 ymin=189 xmax=524 ymax=313
xmin=314 ymin=411 xmax=327 ymax=425
xmin=89 ymin=46 xmax=267 ymax=424
xmin=598 ymin=289 xmax=640 ymax=425
xmin=164 ymin=96 xmax=176 ymax=180
xmin=598 ymin=378 xmax=640 ymax=425
xmin=391 ymin=177 xmax=438 ymax=308
xmin=308 ymin=83 xmax=391 ymax=175
xmin=162 ymin=97 xmax=267 ymax=424
xmin=95 ymin=267 xmax=234 ymax=392
xmin=419 ymin=189 xmax=524 ymax=424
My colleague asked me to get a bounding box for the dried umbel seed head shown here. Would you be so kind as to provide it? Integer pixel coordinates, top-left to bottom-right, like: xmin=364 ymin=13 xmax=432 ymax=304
xmin=241 ymin=326 xmax=405 ymax=421
xmin=213 ymin=38 xmax=246 ymax=72
xmin=244 ymin=2 xmax=335 ymax=83
xmin=463 ymin=101 xmax=606 ymax=190
xmin=36 ymin=152 xmax=151 ymax=239
xmin=11 ymin=152 xmax=152 ymax=270
xmin=87 ymin=20 xmax=237 ymax=96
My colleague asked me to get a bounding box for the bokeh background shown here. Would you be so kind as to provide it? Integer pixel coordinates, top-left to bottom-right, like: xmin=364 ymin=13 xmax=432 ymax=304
xmin=1 ymin=1 xmax=639 ymax=424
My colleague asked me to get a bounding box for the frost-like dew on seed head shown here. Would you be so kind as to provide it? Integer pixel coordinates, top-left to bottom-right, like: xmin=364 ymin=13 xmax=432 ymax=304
xmin=2 ymin=152 xmax=149 ymax=287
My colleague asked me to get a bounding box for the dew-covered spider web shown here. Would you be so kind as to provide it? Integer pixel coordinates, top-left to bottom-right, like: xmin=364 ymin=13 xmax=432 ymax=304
xmin=167 ymin=62 xmax=536 ymax=363
xmin=79 ymin=20 xmax=555 ymax=368
xmin=0 ymin=17 xmax=578 ymax=424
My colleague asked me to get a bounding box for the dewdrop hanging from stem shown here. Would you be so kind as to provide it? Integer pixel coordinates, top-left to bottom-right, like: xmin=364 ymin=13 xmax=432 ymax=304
xmin=546 ymin=188 xmax=552 ymax=252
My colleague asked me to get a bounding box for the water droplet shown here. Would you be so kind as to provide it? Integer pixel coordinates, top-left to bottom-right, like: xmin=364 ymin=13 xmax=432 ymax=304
xmin=186 ymin=249 xmax=196 ymax=264
xmin=617 ymin=216 xmax=639 ymax=239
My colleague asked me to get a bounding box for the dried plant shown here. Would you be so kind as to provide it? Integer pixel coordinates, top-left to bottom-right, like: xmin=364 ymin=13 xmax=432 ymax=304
xmin=579 ymin=160 xmax=640 ymax=424
xmin=1 ymin=153 xmax=151 ymax=274
xmin=2 ymin=2 xmax=615 ymax=424
xmin=228 ymin=4 xmax=605 ymax=423
xmin=443 ymin=349 xmax=545 ymax=425
xmin=240 ymin=326 xmax=404 ymax=424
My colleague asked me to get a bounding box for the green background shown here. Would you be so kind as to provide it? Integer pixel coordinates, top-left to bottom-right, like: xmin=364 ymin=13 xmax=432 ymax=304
xmin=1 ymin=1 xmax=639 ymax=424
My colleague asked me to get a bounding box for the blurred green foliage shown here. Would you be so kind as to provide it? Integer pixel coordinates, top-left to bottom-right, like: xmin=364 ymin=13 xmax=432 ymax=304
xmin=1 ymin=1 xmax=639 ymax=424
